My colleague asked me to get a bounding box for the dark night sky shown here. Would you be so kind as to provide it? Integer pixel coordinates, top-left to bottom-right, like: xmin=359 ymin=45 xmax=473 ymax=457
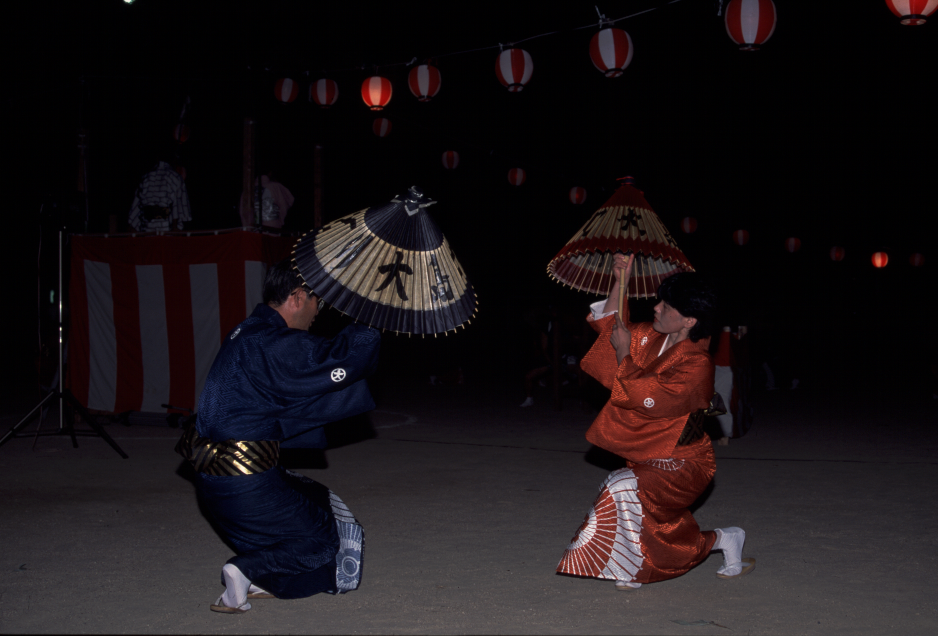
xmin=5 ymin=0 xmax=936 ymax=385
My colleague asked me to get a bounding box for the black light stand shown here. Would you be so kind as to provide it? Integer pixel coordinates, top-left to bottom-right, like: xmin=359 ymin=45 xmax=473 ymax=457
xmin=0 ymin=230 xmax=128 ymax=458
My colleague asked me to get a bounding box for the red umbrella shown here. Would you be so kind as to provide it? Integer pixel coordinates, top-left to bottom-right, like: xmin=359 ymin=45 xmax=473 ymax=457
xmin=548 ymin=177 xmax=694 ymax=299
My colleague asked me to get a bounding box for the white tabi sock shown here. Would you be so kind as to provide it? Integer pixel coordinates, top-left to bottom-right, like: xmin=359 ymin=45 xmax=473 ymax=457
xmin=248 ymin=583 xmax=270 ymax=595
xmin=615 ymin=580 xmax=642 ymax=590
xmin=713 ymin=527 xmax=746 ymax=576
xmin=219 ymin=563 xmax=252 ymax=610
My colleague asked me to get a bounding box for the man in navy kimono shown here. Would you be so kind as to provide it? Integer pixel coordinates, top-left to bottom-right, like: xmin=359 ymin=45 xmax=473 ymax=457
xmin=178 ymin=259 xmax=380 ymax=613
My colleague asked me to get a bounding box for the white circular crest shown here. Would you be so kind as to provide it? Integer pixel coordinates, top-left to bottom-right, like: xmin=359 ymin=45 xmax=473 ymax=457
xmin=643 ymin=397 xmax=655 ymax=408
xmin=640 ymin=336 xmax=647 ymax=345
xmin=331 ymin=368 xmax=347 ymax=382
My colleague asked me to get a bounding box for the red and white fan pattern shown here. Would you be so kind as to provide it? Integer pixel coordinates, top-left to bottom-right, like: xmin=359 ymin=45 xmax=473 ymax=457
xmin=557 ymin=468 xmax=644 ymax=582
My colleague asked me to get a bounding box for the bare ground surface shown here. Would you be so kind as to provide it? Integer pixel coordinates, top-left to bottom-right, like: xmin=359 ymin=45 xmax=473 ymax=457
xmin=1 ymin=373 xmax=936 ymax=635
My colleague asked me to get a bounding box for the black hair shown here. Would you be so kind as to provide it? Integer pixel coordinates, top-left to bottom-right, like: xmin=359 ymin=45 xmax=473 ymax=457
xmin=657 ymin=272 xmax=717 ymax=343
xmin=263 ymin=258 xmax=312 ymax=306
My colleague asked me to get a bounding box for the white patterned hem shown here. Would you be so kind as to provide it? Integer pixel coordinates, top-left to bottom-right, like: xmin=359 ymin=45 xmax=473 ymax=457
xmin=329 ymin=490 xmax=363 ymax=593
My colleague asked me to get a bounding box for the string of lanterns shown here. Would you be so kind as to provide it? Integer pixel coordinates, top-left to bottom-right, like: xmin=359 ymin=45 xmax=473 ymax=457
xmin=681 ymin=219 xmax=924 ymax=267
xmin=167 ymin=1 xmax=928 ymax=268
xmin=173 ymin=1 xmax=931 ymax=139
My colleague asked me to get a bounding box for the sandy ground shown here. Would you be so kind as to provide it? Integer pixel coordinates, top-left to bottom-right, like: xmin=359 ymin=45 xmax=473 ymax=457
xmin=1 ymin=372 xmax=936 ymax=635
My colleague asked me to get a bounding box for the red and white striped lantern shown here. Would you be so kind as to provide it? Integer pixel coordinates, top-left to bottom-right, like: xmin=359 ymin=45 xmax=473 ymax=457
xmin=274 ymin=78 xmax=299 ymax=103
xmin=310 ymin=79 xmax=339 ymax=108
xmin=725 ymin=0 xmax=777 ymax=51
xmin=408 ymin=64 xmax=441 ymax=102
xmin=785 ymin=237 xmax=801 ymax=253
xmin=885 ymin=0 xmax=938 ymax=25
xmin=372 ymin=118 xmax=392 ymax=138
xmin=173 ymin=124 xmax=189 ymax=143
xmin=569 ymin=187 xmax=587 ymax=205
xmin=871 ymin=252 xmax=889 ymax=268
xmin=589 ymin=28 xmax=634 ymax=78
xmin=733 ymin=229 xmax=750 ymax=246
xmin=507 ymin=168 xmax=526 ymax=186
xmin=442 ymin=151 xmax=460 ymax=169
xmin=361 ymin=76 xmax=393 ymax=110
xmin=830 ymin=246 xmax=846 ymax=261
xmin=495 ymin=49 xmax=533 ymax=92
xmin=681 ymin=217 xmax=698 ymax=234
xmin=910 ymin=252 xmax=925 ymax=267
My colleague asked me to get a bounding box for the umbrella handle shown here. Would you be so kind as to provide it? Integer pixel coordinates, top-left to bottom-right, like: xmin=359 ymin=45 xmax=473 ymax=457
xmin=617 ymin=274 xmax=628 ymax=323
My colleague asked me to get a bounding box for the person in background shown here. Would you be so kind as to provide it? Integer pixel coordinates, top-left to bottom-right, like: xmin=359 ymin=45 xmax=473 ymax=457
xmin=128 ymin=160 xmax=191 ymax=232
xmin=239 ymin=169 xmax=295 ymax=229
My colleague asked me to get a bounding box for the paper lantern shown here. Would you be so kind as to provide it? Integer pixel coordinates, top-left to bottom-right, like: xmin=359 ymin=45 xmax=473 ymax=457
xmin=785 ymin=237 xmax=801 ymax=253
xmin=361 ymin=76 xmax=393 ymax=110
xmin=442 ymin=151 xmax=460 ymax=169
xmin=885 ymin=0 xmax=938 ymax=24
xmin=733 ymin=229 xmax=750 ymax=246
xmin=830 ymin=246 xmax=845 ymax=261
xmin=408 ymin=64 xmax=441 ymax=102
xmin=589 ymin=27 xmax=633 ymax=78
xmin=373 ymin=118 xmax=391 ymax=138
xmin=495 ymin=49 xmax=533 ymax=92
xmin=508 ymin=168 xmax=526 ymax=186
xmin=910 ymin=252 xmax=925 ymax=267
xmin=274 ymin=78 xmax=299 ymax=103
xmin=871 ymin=252 xmax=889 ymax=268
xmin=569 ymin=187 xmax=587 ymax=205
xmin=725 ymin=0 xmax=777 ymax=51
xmin=173 ymin=124 xmax=189 ymax=143
xmin=681 ymin=217 xmax=697 ymax=233
xmin=310 ymin=79 xmax=339 ymax=108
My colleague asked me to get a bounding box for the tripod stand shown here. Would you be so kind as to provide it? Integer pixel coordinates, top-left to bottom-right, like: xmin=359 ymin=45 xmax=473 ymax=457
xmin=0 ymin=230 xmax=127 ymax=458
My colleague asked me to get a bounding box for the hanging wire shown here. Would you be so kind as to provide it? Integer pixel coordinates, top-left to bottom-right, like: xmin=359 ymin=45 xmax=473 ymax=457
xmin=262 ymin=0 xmax=687 ymax=76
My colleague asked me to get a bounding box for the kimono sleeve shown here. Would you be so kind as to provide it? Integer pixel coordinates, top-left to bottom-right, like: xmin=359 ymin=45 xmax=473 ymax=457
xmin=246 ymin=323 xmax=380 ymax=398
xmin=581 ymin=314 xmax=618 ymax=389
xmin=609 ymin=352 xmax=713 ymax=419
xmin=580 ymin=314 xmax=646 ymax=389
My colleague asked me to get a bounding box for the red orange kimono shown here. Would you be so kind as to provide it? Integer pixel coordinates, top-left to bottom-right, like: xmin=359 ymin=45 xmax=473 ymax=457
xmin=557 ymin=311 xmax=717 ymax=584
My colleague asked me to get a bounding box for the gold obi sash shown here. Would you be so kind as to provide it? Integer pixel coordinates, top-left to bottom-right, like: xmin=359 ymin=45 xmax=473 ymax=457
xmin=175 ymin=424 xmax=279 ymax=476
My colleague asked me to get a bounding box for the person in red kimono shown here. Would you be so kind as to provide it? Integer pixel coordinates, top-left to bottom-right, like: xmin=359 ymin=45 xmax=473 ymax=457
xmin=557 ymin=254 xmax=754 ymax=590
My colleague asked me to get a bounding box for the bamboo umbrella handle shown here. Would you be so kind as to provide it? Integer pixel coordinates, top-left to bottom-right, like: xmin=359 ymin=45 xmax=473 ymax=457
xmin=618 ymin=273 xmax=627 ymax=322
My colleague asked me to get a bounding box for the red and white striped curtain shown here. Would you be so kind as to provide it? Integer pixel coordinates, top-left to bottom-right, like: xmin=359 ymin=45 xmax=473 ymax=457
xmin=68 ymin=230 xmax=294 ymax=413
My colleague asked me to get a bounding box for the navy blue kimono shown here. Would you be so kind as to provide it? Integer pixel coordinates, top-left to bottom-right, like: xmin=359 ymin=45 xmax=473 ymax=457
xmin=194 ymin=303 xmax=380 ymax=599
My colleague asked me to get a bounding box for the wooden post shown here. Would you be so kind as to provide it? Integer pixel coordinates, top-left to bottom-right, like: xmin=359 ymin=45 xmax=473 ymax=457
xmin=552 ymin=317 xmax=562 ymax=411
xmin=77 ymin=127 xmax=91 ymax=233
xmin=313 ymin=144 xmax=323 ymax=229
xmin=242 ymin=117 xmax=256 ymax=227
